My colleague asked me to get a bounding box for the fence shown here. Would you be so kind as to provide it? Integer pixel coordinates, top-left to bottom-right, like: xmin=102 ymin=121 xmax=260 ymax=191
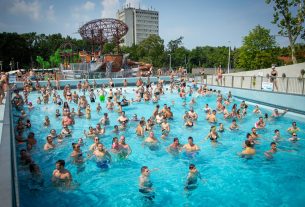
xmin=204 ymin=75 xmax=305 ymax=95
xmin=57 ymin=68 xmax=174 ymax=80
xmin=58 ymin=69 xmax=138 ymax=80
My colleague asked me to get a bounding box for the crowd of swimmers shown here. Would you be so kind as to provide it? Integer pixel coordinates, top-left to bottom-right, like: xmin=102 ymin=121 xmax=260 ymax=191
xmin=12 ymin=74 xmax=303 ymax=199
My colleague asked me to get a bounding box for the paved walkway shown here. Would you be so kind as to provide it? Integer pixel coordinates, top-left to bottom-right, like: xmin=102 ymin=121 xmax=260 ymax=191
xmin=0 ymin=92 xmax=15 ymax=207
xmin=0 ymin=92 xmax=7 ymax=144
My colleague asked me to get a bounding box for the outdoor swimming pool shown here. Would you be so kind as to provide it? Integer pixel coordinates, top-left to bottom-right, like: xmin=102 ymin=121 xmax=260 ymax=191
xmin=14 ymin=85 xmax=305 ymax=207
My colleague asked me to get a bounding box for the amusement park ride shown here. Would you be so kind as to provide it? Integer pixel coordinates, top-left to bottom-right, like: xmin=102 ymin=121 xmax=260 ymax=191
xmin=60 ymin=18 xmax=152 ymax=77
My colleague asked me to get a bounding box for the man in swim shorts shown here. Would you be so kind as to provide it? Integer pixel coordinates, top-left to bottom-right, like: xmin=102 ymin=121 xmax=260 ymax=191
xmin=264 ymin=142 xmax=277 ymax=158
xmin=239 ymin=140 xmax=255 ymax=157
xmin=139 ymin=166 xmax=155 ymax=200
xmin=251 ymin=127 xmax=260 ymax=139
xmin=271 ymin=108 xmax=288 ymax=118
xmin=145 ymin=132 xmax=159 ymax=144
xmin=52 ymin=160 xmax=72 ymax=187
xmin=184 ymin=164 xmax=203 ymax=191
xmin=287 ymin=122 xmax=300 ymax=134
xmin=167 ymin=137 xmax=183 ymax=154
xmin=94 ymin=143 xmax=112 ymax=169
xmin=183 ymin=137 xmax=200 ymax=153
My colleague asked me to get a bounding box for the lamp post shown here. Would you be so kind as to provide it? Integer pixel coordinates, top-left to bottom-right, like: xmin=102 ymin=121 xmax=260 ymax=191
xmin=168 ymin=54 xmax=172 ymax=71
xmin=227 ymin=41 xmax=231 ymax=74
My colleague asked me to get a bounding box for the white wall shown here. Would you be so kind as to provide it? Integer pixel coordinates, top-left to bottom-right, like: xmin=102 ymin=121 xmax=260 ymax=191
xmin=226 ymin=62 xmax=305 ymax=78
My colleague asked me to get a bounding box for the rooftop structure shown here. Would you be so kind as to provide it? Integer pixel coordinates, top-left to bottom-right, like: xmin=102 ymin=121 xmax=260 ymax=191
xmin=117 ymin=5 xmax=159 ymax=47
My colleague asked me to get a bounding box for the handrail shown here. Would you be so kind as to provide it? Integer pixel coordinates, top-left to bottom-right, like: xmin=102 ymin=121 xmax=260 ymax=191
xmin=204 ymin=74 xmax=305 ymax=96
xmin=56 ymin=70 xmax=172 ymax=80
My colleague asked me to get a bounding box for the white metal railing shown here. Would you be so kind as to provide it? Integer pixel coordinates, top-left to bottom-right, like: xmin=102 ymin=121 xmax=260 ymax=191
xmin=204 ymin=75 xmax=305 ymax=95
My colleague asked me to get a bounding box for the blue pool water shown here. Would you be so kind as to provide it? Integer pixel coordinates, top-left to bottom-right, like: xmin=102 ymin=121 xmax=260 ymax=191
xmin=14 ymin=86 xmax=305 ymax=207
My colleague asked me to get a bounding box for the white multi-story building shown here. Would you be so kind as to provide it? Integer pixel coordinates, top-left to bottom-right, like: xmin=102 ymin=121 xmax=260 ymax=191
xmin=117 ymin=6 xmax=159 ymax=47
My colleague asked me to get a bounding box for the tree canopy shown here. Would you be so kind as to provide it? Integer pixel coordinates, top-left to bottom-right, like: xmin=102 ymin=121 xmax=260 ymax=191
xmin=167 ymin=36 xmax=184 ymax=53
xmin=0 ymin=32 xmax=92 ymax=70
xmin=235 ymin=25 xmax=278 ymax=70
xmin=266 ymin=0 xmax=305 ymax=63
xmin=0 ymin=30 xmax=303 ymax=71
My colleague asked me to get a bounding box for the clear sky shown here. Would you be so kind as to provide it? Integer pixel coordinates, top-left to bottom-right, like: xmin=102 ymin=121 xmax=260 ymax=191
xmin=0 ymin=0 xmax=301 ymax=49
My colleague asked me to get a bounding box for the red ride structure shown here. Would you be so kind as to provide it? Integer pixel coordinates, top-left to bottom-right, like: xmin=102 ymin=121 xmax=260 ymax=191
xmin=78 ymin=18 xmax=153 ymax=74
xmin=78 ymin=18 xmax=128 ymax=54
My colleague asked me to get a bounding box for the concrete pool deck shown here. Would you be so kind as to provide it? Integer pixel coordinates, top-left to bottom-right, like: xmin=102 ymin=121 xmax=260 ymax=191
xmin=0 ymin=94 xmax=6 ymax=144
xmin=0 ymin=92 xmax=18 ymax=207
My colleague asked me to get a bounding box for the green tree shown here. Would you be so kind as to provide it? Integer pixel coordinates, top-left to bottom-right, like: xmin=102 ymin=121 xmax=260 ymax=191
xmin=0 ymin=32 xmax=31 ymax=70
xmin=266 ymin=0 xmax=305 ymax=63
xmin=36 ymin=56 xmax=50 ymax=69
xmin=103 ymin=42 xmax=116 ymax=54
xmin=235 ymin=25 xmax=278 ymax=70
xmin=167 ymin=36 xmax=184 ymax=53
xmin=36 ymin=56 xmax=44 ymax=68
xmin=49 ymin=49 xmax=61 ymax=67
xmin=121 ymin=44 xmax=139 ymax=61
xmin=137 ymin=35 xmax=165 ymax=68
xmin=187 ymin=46 xmax=229 ymax=69
xmin=171 ymin=47 xmax=189 ymax=69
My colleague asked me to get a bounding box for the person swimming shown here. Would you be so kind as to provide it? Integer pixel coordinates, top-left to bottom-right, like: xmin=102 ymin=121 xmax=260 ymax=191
xmin=167 ymin=137 xmax=183 ymax=155
xmin=71 ymin=143 xmax=84 ymax=163
xmin=273 ymin=129 xmax=282 ymax=142
xmin=287 ymin=122 xmax=300 ymax=135
xmin=288 ymin=133 xmax=300 ymax=142
xmin=255 ymin=117 xmax=266 ymax=129
xmin=93 ymin=144 xmax=112 ymax=169
xmin=185 ymin=118 xmax=194 ymax=127
xmin=184 ymin=164 xmax=205 ymax=191
xmin=264 ymin=142 xmax=277 ymax=158
xmin=119 ymin=136 xmax=132 ymax=158
xmin=139 ymin=166 xmax=155 ymax=200
xmin=28 ymin=163 xmax=44 ymax=190
xmin=111 ymin=137 xmax=121 ymax=153
xmin=206 ymin=126 xmax=219 ymax=143
xmin=144 ymin=132 xmax=159 ymax=151
xmin=52 ymin=160 xmax=72 ymax=187
xmin=218 ymin=123 xmax=225 ymax=132
xmin=183 ymin=137 xmax=200 ymax=158
xmin=229 ymin=119 xmax=239 ymax=130
xmin=271 ymin=108 xmax=288 ymax=118
xmin=239 ymin=140 xmax=255 ymax=158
